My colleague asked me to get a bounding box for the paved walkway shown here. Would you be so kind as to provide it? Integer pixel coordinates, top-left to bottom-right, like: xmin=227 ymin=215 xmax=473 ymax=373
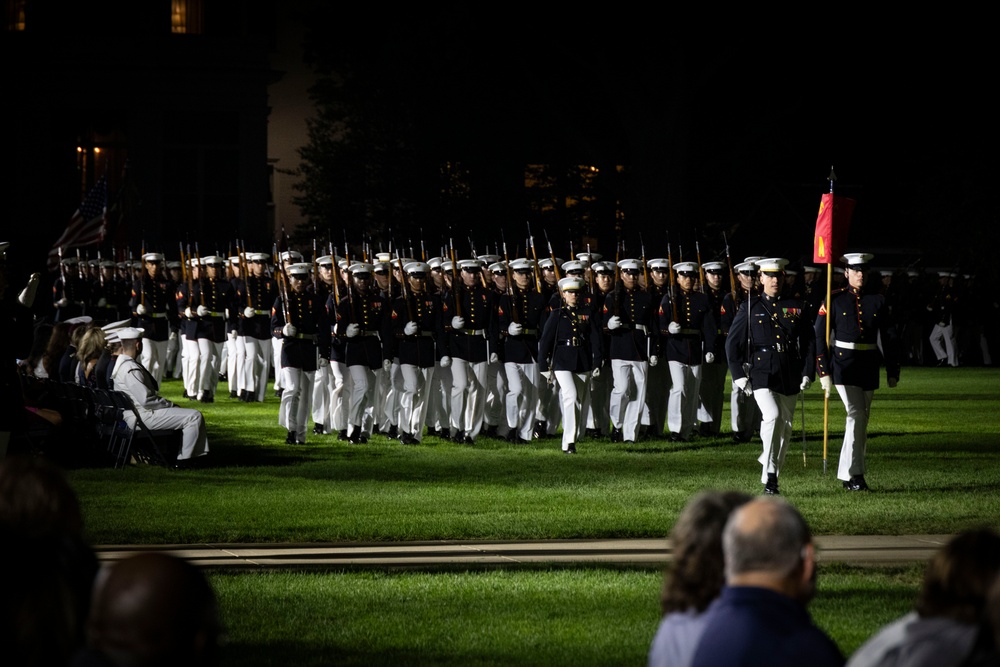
xmin=91 ymin=535 xmax=951 ymax=570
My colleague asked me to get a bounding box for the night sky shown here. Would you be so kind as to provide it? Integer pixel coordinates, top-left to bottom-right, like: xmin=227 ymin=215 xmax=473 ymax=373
xmin=315 ymin=9 xmax=997 ymax=271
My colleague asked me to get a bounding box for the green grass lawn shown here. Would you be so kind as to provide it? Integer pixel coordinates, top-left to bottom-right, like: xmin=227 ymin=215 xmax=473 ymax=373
xmin=57 ymin=364 xmax=997 ymax=666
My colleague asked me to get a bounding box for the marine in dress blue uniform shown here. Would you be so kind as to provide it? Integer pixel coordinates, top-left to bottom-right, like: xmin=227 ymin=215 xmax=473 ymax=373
xmin=726 ymin=258 xmax=815 ymax=495
xmin=814 ymin=252 xmax=900 ymax=491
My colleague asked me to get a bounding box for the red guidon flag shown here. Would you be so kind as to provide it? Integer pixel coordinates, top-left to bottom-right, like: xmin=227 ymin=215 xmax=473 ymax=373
xmin=813 ymin=193 xmax=856 ymax=264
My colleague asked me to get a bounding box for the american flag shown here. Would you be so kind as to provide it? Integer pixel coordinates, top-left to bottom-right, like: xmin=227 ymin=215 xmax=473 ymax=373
xmin=47 ymin=175 xmax=109 ymax=271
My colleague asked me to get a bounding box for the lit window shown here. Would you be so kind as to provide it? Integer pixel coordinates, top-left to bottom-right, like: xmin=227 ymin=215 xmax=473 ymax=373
xmin=171 ymin=0 xmax=203 ymax=34
xmin=5 ymin=0 xmax=26 ymax=31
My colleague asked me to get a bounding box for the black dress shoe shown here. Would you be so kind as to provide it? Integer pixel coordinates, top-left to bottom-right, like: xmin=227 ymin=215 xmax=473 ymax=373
xmin=399 ymin=431 xmax=418 ymax=445
xmin=313 ymin=423 xmax=326 ymax=435
xmin=485 ymin=424 xmax=499 ymax=438
xmin=285 ymin=430 xmax=297 ymax=445
xmin=387 ymin=425 xmax=399 ymax=439
xmin=461 ymin=434 xmax=475 ymax=445
xmin=610 ymin=427 xmax=623 ymax=442
xmin=230 ymin=390 xmax=238 ymax=399
xmin=564 ymin=443 xmax=577 ymax=454
xmin=668 ymin=432 xmax=688 ymax=443
xmin=843 ymin=475 xmax=870 ymax=491
xmin=763 ymin=473 xmax=780 ymax=495
xmin=731 ymin=433 xmax=751 ymax=444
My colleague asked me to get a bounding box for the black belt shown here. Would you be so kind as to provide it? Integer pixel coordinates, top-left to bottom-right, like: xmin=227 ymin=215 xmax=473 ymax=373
xmin=557 ymin=338 xmax=583 ymax=347
xmin=754 ymin=344 xmax=786 ymax=353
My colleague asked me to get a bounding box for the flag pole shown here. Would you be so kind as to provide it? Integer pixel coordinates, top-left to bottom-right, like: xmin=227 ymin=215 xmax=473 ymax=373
xmin=822 ymin=167 xmax=836 ymax=475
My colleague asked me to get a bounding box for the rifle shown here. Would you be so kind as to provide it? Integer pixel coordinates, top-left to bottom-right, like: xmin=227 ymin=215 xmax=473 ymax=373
xmin=140 ymin=239 xmax=147 ymax=307
xmin=237 ymin=238 xmax=252 ymax=308
xmin=723 ymin=231 xmax=738 ymax=303
xmin=420 ymin=228 xmax=427 ymax=262
xmin=543 ymin=228 xmax=561 ymax=281
xmin=342 ymin=232 xmax=356 ymax=321
xmin=501 ymin=230 xmax=518 ymax=324
xmin=695 ymin=232 xmax=706 ymax=293
xmin=273 ymin=242 xmax=291 ymax=327
xmin=329 ymin=240 xmax=340 ymax=306
xmin=526 ymin=222 xmax=542 ymax=293
xmin=97 ymin=249 xmax=105 ymax=287
xmin=640 ymin=233 xmax=650 ymax=294
xmin=586 ymin=242 xmax=595 ymax=295
xmin=312 ymin=232 xmax=319 ymax=295
xmin=448 ymin=235 xmax=462 ymax=317
xmin=185 ymin=243 xmax=195 ymax=311
xmin=666 ymin=232 xmax=678 ymax=321
xmin=57 ymin=246 xmax=68 ymax=301
xmin=468 ymin=234 xmax=487 ymax=287
xmin=194 ymin=241 xmax=204 ymax=308
xmin=396 ymin=246 xmax=414 ymax=321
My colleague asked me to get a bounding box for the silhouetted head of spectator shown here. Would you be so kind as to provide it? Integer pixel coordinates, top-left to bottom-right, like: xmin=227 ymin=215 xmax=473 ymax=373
xmin=86 ymin=552 xmax=223 ymax=667
xmin=916 ymin=528 xmax=1000 ymax=625
xmin=660 ymin=490 xmax=752 ymax=615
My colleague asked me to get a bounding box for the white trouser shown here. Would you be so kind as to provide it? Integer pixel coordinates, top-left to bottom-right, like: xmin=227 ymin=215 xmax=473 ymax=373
xmin=197 ymin=338 xmax=222 ymax=396
xmin=140 ymin=337 xmax=170 ymax=386
xmin=610 ymin=359 xmax=648 ymax=441
xmin=536 ymin=376 xmax=562 ymax=435
xmin=484 ymin=359 xmax=506 ymax=431
xmin=328 ymin=361 xmax=349 ymax=432
xmin=380 ymin=360 xmax=403 ymax=430
xmin=834 ymin=384 xmax=874 ymax=481
xmin=426 ymin=364 xmax=451 ymax=432
xmin=505 ymin=361 xmax=540 ymax=441
xmin=697 ymin=363 xmax=727 ymax=434
xmin=311 ymin=359 xmax=332 ymax=430
xmin=279 ymin=367 xmax=315 ymax=441
xmin=272 ymin=337 xmax=284 ymax=390
xmin=753 ymin=388 xmax=797 ymax=483
xmin=226 ymin=334 xmax=241 ymax=393
xmin=644 ymin=362 xmax=671 ymax=433
xmin=587 ymin=366 xmax=613 ymax=435
xmin=929 ymin=322 xmax=957 ymax=366
xmin=731 ymin=380 xmax=761 ymax=438
xmin=128 ymin=406 xmax=209 ymax=460
xmin=347 ymin=364 xmax=377 ymax=436
xmin=165 ymin=330 xmax=180 ymax=377
xmin=181 ymin=335 xmax=200 ymax=398
xmin=554 ymin=370 xmax=590 ymax=449
xmin=241 ymin=336 xmax=272 ymax=401
xmin=400 ymin=364 xmax=434 ymax=441
xmin=667 ymin=361 xmax=702 ymax=439
xmin=450 ymin=358 xmax=488 ymax=438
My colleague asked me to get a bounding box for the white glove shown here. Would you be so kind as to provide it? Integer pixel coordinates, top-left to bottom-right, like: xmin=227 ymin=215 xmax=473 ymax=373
xmin=508 ymin=322 xmax=523 ymax=336
xmin=649 ymin=355 xmax=659 ymax=367
xmin=244 ymin=306 xmax=255 ymax=319
xmin=346 ymin=323 xmax=360 ymax=338
xmin=668 ymin=321 xmax=681 ymax=334
xmin=540 ymin=370 xmax=552 ymax=382
xmin=184 ymin=307 xmax=194 ymax=319
xmin=819 ymin=375 xmax=833 ymax=396
xmin=197 ymin=305 xmax=210 ymax=317
xmin=734 ymin=377 xmax=749 ymax=392
xmin=18 ymin=273 xmax=40 ymax=307
xmin=228 ymin=330 xmax=238 ymax=341
xmin=136 ymin=303 xmax=147 ymax=316
xmin=318 ymin=357 xmax=330 ymax=368
xmin=592 ymin=367 xmax=601 ymax=378
xmin=56 ymin=297 xmax=70 ymax=308
xmin=282 ymin=323 xmax=297 ymax=337
xmin=451 ymin=316 xmax=465 ymax=330
xmin=382 ymin=359 xmax=392 ymax=372
xmin=704 ymin=352 xmax=715 ymax=364
xmin=800 ymin=376 xmax=812 ymax=391
xmin=489 ymin=352 xmax=499 ymax=364
xmin=887 ymin=377 xmax=898 ymax=388
xmin=169 ymin=331 xmax=178 ymax=341
xmin=439 ymin=356 xmax=452 ymax=368
xmin=607 ymin=315 xmax=622 ymax=330
xmin=404 ymin=321 xmax=419 ymax=336
xmin=97 ymin=297 xmax=107 ymax=308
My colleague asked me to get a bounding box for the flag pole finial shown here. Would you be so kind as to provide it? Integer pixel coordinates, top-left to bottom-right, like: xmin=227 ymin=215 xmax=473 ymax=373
xmin=828 ymin=166 xmax=837 ymax=193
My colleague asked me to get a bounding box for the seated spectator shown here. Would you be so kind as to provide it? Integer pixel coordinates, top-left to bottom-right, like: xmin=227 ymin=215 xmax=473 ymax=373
xmin=72 ymin=552 xmax=224 ymax=667
xmin=691 ymin=497 xmax=844 ymax=667
xmin=111 ymin=327 xmax=209 ymax=467
xmin=21 ymin=321 xmax=53 ymax=378
xmin=848 ymin=528 xmax=1000 ymax=667
xmin=60 ymin=316 xmax=94 ymax=382
xmin=649 ymin=490 xmax=752 ymax=667
xmin=76 ymin=326 xmax=108 ymax=388
xmin=0 ymin=455 xmax=99 ymax=666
